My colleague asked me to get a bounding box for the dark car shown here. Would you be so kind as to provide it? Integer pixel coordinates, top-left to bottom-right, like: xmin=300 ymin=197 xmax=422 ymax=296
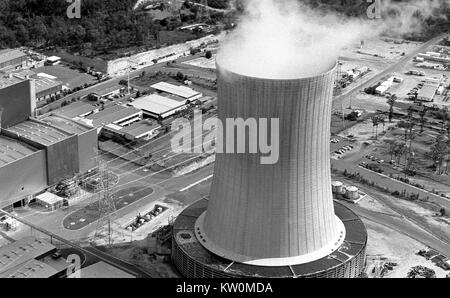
xmin=51 ymin=251 xmax=62 ymax=259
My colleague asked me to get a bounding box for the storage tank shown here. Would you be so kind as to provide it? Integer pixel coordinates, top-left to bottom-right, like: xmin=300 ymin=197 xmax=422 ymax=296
xmin=346 ymin=186 xmax=360 ymax=200
xmin=332 ymin=181 xmax=345 ymax=195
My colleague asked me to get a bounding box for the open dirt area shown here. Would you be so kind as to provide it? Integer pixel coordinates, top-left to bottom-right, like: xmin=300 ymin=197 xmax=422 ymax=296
xmin=357 ymin=195 xmax=398 ymax=215
xmin=364 ymin=220 xmax=448 ymax=278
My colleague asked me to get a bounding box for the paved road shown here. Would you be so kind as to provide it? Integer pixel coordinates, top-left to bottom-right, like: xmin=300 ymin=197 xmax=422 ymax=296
xmin=332 ymin=158 xmax=450 ymax=210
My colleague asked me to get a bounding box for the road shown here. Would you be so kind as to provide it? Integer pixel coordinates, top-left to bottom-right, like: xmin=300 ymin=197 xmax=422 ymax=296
xmin=332 ymin=158 xmax=450 ymax=210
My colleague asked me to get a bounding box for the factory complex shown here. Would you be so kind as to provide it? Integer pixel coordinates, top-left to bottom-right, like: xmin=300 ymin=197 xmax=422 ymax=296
xmin=0 ymin=79 xmax=97 ymax=209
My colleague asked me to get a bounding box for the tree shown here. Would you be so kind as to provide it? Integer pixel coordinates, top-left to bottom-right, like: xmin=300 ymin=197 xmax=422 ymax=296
xmin=387 ymin=95 xmax=397 ymax=122
xmin=371 ymin=115 xmax=381 ymax=140
xmin=440 ymin=208 xmax=446 ymax=216
xmin=418 ymin=107 xmax=428 ymax=133
xmin=205 ymin=50 xmax=213 ymax=59
xmin=176 ymin=71 xmax=185 ymax=81
xmin=428 ymin=133 xmax=447 ymax=174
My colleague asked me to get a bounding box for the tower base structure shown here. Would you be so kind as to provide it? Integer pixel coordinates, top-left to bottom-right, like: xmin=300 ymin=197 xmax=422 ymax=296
xmin=171 ymin=198 xmax=367 ymax=278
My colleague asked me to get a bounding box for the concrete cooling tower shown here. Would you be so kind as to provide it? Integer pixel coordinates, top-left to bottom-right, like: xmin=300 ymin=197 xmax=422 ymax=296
xmin=171 ymin=59 xmax=367 ymax=278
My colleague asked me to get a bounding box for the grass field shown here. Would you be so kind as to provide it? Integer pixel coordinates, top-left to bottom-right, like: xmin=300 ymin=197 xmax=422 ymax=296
xmin=63 ymin=186 xmax=154 ymax=230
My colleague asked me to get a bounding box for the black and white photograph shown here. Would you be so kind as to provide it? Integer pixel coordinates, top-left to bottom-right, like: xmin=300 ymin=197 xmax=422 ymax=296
xmin=0 ymin=0 xmax=448 ymax=288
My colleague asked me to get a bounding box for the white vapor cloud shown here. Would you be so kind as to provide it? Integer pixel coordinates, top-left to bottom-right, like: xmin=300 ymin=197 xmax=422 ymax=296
xmin=217 ymin=0 xmax=449 ymax=79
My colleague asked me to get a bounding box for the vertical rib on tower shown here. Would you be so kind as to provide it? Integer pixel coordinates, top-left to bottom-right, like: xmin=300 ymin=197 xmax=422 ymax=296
xmin=194 ymin=61 xmax=345 ymax=266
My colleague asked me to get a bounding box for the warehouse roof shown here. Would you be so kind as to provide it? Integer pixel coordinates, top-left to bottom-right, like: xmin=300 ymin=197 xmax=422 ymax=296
xmin=130 ymin=94 xmax=186 ymax=115
xmin=40 ymin=114 xmax=93 ymax=134
xmin=0 ymin=136 xmax=37 ymax=167
xmin=34 ymin=77 xmax=62 ymax=94
xmin=0 ymin=259 xmax=58 ymax=278
xmin=85 ymin=105 xmax=141 ymax=127
xmin=6 ymin=120 xmax=72 ymax=146
xmin=0 ymin=71 xmax=61 ymax=92
xmin=0 ymin=236 xmax=56 ymax=273
xmin=417 ymin=84 xmax=437 ymax=101
xmin=151 ymin=82 xmax=201 ymax=99
xmin=0 ymin=75 xmax=23 ymax=89
xmin=56 ymin=101 xmax=98 ymax=119
xmin=0 ymin=49 xmax=26 ymax=65
xmin=120 ymin=121 xmax=161 ymax=138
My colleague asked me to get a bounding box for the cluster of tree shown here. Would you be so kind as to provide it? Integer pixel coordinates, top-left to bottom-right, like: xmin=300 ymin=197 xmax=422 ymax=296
xmin=0 ymin=0 xmax=158 ymax=52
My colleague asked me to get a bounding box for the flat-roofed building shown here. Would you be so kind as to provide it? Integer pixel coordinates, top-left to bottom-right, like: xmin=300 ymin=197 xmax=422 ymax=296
xmin=56 ymin=101 xmax=98 ymax=119
xmin=34 ymin=77 xmax=63 ymax=102
xmin=3 ymin=118 xmax=94 ymax=185
xmin=45 ymin=56 xmax=61 ymax=66
xmin=0 ymin=49 xmax=27 ymax=70
xmin=151 ymin=82 xmax=203 ymax=101
xmin=0 ymin=236 xmax=56 ymax=273
xmin=0 ymin=236 xmax=70 ymax=278
xmin=105 ymin=120 xmax=161 ymax=141
xmin=39 ymin=114 xmax=97 ymax=173
xmin=0 ymin=70 xmax=62 ymax=102
xmin=83 ymin=104 xmax=142 ymax=129
xmin=130 ymin=94 xmax=188 ymax=119
xmin=417 ymin=84 xmax=438 ymax=102
xmin=0 ymin=135 xmax=47 ymax=208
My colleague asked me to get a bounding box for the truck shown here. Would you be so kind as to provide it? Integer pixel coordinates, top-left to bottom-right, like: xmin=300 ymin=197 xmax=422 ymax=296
xmin=408 ymin=70 xmax=425 ymax=76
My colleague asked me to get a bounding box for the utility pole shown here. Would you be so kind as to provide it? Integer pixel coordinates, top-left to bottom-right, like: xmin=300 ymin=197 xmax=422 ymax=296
xmin=93 ymin=159 xmax=122 ymax=247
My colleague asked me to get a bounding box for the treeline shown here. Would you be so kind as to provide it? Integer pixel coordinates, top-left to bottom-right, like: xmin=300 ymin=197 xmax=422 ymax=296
xmin=0 ymin=0 xmax=156 ymax=51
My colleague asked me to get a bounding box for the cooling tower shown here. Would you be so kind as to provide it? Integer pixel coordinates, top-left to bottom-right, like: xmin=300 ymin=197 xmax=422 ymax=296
xmin=194 ymin=61 xmax=345 ymax=266
xmin=171 ymin=58 xmax=367 ymax=278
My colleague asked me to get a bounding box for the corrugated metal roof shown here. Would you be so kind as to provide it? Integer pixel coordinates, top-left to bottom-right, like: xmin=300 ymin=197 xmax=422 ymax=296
xmin=85 ymin=105 xmax=141 ymax=127
xmin=0 ymin=236 xmax=56 ymax=273
xmin=6 ymin=120 xmax=72 ymax=146
xmin=151 ymin=82 xmax=200 ymax=99
xmin=40 ymin=114 xmax=93 ymax=134
xmin=130 ymin=94 xmax=186 ymax=115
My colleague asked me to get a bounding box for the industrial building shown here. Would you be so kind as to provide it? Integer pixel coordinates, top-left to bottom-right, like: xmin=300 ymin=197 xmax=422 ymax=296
xmin=417 ymin=84 xmax=438 ymax=102
xmin=129 ymin=94 xmax=189 ymax=119
xmin=3 ymin=118 xmax=97 ymax=186
xmin=0 ymin=49 xmax=27 ymax=70
xmin=171 ymin=60 xmax=367 ymax=278
xmin=0 ymin=236 xmax=70 ymax=278
xmin=81 ymin=104 xmax=142 ymax=130
xmin=34 ymin=77 xmax=63 ymax=102
xmin=45 ymin=56 xmax=61 ymax=66
xmin=0 ymin=70 xmax=63 ymax=102
xmin=151 ymin=82 xmax=203 ymax=102
xmin=105 ymin=120 xmax=161 ymax=141
xmin=0 ymin=135 xmax=47 ymax=208
xmin=418 ymin=52 xmax=450 ymax=64
xmin=0 ymin=80 xmax=97 ymax=208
